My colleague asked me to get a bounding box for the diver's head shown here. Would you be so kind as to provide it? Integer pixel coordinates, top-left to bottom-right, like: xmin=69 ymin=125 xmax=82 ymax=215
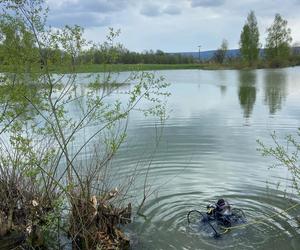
xmin=216 ymin=199 xmax=232 ymax=216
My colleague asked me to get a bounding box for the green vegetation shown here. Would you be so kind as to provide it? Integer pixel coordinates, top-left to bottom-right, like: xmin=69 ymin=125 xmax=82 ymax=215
xmin=83 ymin=46 xmax=195 ymax=65
xmin=0 ymin=63 xmax=202 ymax=74
xmin=265 ymin=14 xmax=293 ymax=67
xmin=240 ymin=11 xmax=260 ymax=66
xmin=258 ymin=129 xmax=300 ymax=195
xmin=0 ymin=9 xmax=299 ymax=74
xmin=213 ymin=39 xmax=228 ymax=64
xmin=2 ymin=58 xmax=299 ymax=74
xmin=48 ymin=63 xmax=202 ymax=73
xmin=0 ymin=0 xmax=169 ymax=248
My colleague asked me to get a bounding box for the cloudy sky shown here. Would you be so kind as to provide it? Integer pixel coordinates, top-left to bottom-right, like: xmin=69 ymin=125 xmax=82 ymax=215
xmin=46 ymin=0 xmax=300 ymax=52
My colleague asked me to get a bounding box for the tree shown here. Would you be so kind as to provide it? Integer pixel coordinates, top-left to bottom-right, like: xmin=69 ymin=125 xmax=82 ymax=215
xmin=257 ymin=129 xmax=300 ymax=195
xmin=265 ymin=14 xmax=292 ymax=63
xmin=240 ymin=11 xmax=260 ymax=65
xmin=213 ymin=39 xmax=228 ymax=64
xmin=0 ymin=0 xmax=169 ymax=248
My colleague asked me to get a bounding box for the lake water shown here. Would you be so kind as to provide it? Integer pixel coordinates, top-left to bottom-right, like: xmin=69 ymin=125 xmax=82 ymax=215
xmin=2 ymin=67 xmax=300 ymax=249
xmin=104 ymin=67 xmax=300 ymax=250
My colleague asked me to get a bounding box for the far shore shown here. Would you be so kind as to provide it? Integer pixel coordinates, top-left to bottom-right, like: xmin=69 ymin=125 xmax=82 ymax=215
xmin=1 ymin=61 xmax=300 ymax=74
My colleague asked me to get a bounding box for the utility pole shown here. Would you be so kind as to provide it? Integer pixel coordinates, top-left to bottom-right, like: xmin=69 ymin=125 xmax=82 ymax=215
xmin=198 ymin=45 xmax=201 ymax=63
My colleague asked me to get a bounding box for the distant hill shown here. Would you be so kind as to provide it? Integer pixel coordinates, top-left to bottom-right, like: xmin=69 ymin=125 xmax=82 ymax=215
xmin=179 ymin=49 xmax=240 ymax=60
xmin=176 ymin=47 xmax=300 ymax=61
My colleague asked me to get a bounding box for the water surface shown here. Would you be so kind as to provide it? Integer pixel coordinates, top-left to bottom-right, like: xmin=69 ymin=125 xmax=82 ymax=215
xmin=108 ymin=67 xmax=300 ymax=250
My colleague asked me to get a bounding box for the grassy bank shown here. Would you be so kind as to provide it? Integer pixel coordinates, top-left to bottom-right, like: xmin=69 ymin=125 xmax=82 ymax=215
xmin=0 ymin=63 xmax=201 ymax=73
xmin=61 ymin=63 xmax=202 ymax=73
xmin=1 ymin=59 xmax=300 ymax=74
xmin=71 ymin=61 xmax=300 ymax=72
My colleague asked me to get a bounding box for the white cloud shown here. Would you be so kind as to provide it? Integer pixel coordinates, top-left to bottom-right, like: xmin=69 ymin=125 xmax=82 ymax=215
xmin=190 ymin=0 xmax=225 ymax=8
xmin=44 ymin=0 xmax=300 ymax=52
xmin=140 ymin=3 xmax=161 ymax=17
xmin=163 ymin=5 xmax=182 ymax=15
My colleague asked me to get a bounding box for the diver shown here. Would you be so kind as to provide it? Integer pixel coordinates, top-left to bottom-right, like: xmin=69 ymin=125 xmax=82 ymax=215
xmin=187 ymin=198 xmax=246 ymax=238
xmin=205 ymin=199 xmax=232 ymax=227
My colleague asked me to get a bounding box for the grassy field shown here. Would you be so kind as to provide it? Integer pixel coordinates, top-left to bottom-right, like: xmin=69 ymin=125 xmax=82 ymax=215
xmin=1 ymin=60 xmax=300 ymax=74
xmin=0 ymin=63 xmax=203 ymax=73
xmin=61 ymin=63 xmax=264 ymax=72
xmin=62 ymin=64 xmax=202 ymax=73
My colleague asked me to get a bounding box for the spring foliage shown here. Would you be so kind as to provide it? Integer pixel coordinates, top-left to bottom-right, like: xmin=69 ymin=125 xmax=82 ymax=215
xmin=0 ymin=0 xmax=169 ymax=248
xmin=265 ymin=14 xmax=292 ymax=62
xmin=240 ymin=11 xmax=260 ymax=65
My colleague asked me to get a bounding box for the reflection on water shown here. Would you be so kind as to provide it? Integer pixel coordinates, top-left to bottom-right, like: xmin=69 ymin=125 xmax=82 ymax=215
xmin=216 ymin=70 xmax=228 ymax=96
xmin=219 ymin=85 xmax=227 ymax=96
xmin=1 ymin=67 xmax=300 ymax=249
xmin=263 ymin=69 xmax=287 ymax=115
xmin=238 ymin=70 xmax=257 ymax=118
xmin=112 ymin=67 xmax=300 ymax=250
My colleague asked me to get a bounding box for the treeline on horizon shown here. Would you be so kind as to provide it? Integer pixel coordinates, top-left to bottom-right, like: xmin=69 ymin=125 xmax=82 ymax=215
xmin=75 ymin=11 xmax=300 ymax=68
xmin=1 ymin=11 xmax=300 ymax=69
xmin=80 ymin=47 xmax=196 ymax=65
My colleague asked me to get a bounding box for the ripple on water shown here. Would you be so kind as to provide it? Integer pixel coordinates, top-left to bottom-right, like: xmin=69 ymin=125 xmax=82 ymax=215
xmin=102 ymin=68 xmax=300 ymax=249
xmin=126 ymin=185 xmax=299 ymax=250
